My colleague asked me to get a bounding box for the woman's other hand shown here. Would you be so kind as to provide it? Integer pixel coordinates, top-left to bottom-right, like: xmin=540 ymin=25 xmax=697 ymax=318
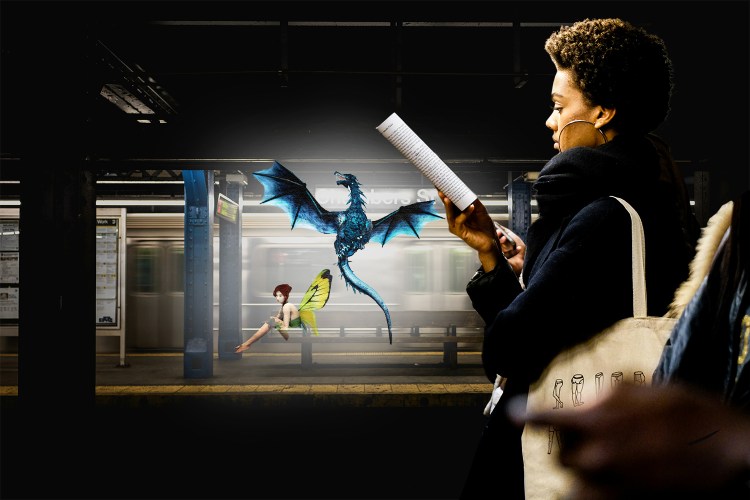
xmin=496 ymin=223 xmax=526 ymax=276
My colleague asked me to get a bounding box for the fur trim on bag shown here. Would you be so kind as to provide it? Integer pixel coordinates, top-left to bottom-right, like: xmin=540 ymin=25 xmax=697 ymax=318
xmin=666 ymin=200 xmax=734 ymax=318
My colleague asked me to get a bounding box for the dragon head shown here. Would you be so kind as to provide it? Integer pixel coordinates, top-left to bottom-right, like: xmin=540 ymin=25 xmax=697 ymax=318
xmin=334 ymin=171 xmax=360 ymax=190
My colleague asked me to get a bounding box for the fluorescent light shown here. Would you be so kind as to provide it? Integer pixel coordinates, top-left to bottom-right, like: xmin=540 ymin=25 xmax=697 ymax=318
xmin=100 ymin=84 xmax=155 ymax=115
xmin=96 ymin=199 xmax=185 ymax=206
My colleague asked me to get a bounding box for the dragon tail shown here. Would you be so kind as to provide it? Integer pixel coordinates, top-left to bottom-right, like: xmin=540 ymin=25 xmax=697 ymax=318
xmin=338 ymin=259 xmax=393 ymax=343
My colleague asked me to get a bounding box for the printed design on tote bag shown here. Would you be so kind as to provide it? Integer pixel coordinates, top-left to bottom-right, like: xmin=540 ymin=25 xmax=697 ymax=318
xmin=546 ymin=370 xmax=648 ymax=454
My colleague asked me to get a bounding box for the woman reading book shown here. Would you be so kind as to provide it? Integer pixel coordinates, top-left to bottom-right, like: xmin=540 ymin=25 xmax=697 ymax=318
xmin=437 ymin=18 xmax=700 ymax=499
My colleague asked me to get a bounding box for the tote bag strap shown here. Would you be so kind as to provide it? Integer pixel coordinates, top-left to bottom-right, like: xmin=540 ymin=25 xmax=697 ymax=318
xmin=610 ymin=196 xmax=647 ymax=318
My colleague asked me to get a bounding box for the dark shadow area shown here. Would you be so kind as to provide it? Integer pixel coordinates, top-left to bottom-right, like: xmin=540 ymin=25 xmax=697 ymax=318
xmin=1 ymin=396 xmax=488 ymax=499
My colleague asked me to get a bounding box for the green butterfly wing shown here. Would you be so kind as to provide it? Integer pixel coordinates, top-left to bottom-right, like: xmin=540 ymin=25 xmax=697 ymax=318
xmin=298 ymin=269 xmax=332 ymax=335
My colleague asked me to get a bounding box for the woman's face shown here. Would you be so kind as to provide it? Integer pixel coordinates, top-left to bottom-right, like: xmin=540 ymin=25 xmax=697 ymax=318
xmin=545 ymin=69 xmax=606 ymax=152
xmin=274 ymin=291 xmax=286 ymax=303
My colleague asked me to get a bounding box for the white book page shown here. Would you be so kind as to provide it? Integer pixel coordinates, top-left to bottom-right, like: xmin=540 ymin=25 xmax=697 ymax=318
xmin=376 ymin=112 xmax=477 ymax=211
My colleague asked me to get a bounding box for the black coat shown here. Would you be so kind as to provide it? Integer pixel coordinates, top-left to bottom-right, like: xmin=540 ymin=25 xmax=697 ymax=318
xmin=460 ymin=134 xmax=697 ymax=499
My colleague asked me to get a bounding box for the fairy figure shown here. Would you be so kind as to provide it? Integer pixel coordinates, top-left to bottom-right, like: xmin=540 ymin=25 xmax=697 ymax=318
xmin=234 ymin=269 xmax=332 ymax=353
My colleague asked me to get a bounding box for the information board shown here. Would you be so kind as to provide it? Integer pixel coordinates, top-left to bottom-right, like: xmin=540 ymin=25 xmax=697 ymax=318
xmin=0 ymin=220 xmax=19 ymax=321
xmin=96 ymin=217 xmax=120 ymax=327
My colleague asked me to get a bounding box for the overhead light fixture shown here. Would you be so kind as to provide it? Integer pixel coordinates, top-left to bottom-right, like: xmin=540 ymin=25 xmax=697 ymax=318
xmin=96 ymin=40 xmax=178 ymax=124
xmin=100 ymin=83 xmax=155 ymax=115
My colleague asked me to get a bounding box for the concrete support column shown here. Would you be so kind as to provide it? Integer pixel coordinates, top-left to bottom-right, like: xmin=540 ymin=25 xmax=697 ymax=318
xmin=218 ymin=173 xmax=246 ymax=359
xmin=508 ymin=177 xmax=532 ymax=242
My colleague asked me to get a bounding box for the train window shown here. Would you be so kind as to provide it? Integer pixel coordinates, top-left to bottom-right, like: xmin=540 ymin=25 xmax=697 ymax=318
xmin=405 ymin=247 xmax=430 ymax=292
xmin=168 ymin=246 xmax=184 ymax=292
xmin=250 ymin=244 xmax=334 ymax=300
xmin=134 ymin=247 xmax=158 ymax=293
xmin=447 ymin=246 xmax=479 ymax=292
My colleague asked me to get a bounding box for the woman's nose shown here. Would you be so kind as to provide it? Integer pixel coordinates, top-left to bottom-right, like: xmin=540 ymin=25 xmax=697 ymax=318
xmin=545 ymin=114 xmax=556 ymax=131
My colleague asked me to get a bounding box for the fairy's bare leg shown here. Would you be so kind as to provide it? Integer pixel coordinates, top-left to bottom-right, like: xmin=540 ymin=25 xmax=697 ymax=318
xmin=235 ymin=322 xmax=271 ymax=353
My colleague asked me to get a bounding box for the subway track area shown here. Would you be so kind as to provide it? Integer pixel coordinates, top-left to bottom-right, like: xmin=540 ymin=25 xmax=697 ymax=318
xmin=0 ymin=350 xmax=494 ymax=500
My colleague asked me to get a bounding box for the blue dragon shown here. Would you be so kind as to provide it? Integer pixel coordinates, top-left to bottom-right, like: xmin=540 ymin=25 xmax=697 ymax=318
xmin=253 ymin=161 xmax=443 ymax=343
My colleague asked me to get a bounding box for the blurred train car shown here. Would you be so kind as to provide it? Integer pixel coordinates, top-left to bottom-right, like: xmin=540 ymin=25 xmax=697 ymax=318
xmin=125 ymin=210 xmax=504 ymax=351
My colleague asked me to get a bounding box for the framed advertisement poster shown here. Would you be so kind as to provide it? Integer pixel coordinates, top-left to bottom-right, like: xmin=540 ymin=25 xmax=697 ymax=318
xmin=96 ymin=217 xmax=119 ymax=327
xmin=0 ymin=219 xmax=19 ymax=322
xmin=95 ymin=208 xmax=127 ymax=366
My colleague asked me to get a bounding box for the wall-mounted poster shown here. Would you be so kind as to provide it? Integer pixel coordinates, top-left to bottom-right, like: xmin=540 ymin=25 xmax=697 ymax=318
xmin=0 ymin=286 xmax=19 ymax=320
xmin=0 ymin=220 xmax=19 ymax=252
xmin=96 ymin=218 xmax=119 ymax=326
xmin=0 ymin=252 xmax=19 ymax=284
xmin=0 ymin=219 xmax=19 ymax=321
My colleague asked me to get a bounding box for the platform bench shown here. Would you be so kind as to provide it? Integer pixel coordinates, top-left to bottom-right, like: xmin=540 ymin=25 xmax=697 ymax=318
xmin=258 ymin=326 xmax=484 ymax=369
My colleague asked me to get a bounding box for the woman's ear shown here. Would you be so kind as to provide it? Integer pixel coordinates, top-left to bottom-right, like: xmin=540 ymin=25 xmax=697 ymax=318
xmin=595 ymin=106 xmax=616 ymax=129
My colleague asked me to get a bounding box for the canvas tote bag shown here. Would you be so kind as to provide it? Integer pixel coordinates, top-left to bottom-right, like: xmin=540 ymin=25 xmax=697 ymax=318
xmin=521 ymin=196 xmax=678 ymax=500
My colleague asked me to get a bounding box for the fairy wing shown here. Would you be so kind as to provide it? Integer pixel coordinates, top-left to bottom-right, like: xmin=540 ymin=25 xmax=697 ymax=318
xmin=253 ymin=161 xmax=339 ymax=234
xmin=299 ymin=269 xmax=332 ymax=311
xmin=298 ymin=269 xmax=333 ymax=336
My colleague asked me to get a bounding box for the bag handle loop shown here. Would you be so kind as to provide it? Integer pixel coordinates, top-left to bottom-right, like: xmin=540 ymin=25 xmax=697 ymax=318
xmin=610 ymin=196 xmax=647 ymax=318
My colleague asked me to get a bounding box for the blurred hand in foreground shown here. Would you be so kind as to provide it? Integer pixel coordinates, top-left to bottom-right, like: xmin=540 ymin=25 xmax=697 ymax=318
xmin=509 ymin=383 xmax=750 ymax=499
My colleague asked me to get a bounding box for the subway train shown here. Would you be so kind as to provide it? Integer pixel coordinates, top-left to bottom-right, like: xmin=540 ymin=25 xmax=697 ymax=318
xmin=124 ymin=200 xmax=521 ymax=351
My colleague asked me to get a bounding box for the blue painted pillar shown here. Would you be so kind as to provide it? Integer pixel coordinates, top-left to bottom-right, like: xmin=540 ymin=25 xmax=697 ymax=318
xmin=183 ymin=170 xmax=214 ymax=378
xmin=218 ymin=173 xmax=246 ymax=359
xmin=508 ymin=178 xmax=532 ymax=242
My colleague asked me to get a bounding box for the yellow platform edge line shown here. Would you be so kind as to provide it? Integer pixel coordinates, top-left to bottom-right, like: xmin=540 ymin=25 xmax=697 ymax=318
xmin=0 ymin=383 xmax=493 ymax=397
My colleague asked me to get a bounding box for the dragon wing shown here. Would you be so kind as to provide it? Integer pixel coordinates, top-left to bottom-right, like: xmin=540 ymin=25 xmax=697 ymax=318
xmin=370 ymin=200 xmax=444 ymax=246
xmin=298 ymin=269 xmax=333 ymax=336
xmin=253 ymin=161 xmax=339 ymax=233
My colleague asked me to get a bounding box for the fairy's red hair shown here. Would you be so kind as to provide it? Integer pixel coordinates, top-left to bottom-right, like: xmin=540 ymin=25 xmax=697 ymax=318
xmin=272 ymin=283 xmax=292 ymax=302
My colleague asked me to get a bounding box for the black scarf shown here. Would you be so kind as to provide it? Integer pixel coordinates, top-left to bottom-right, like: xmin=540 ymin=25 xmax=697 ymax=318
xmin=523 ymin=135 xmax=660 ymax=281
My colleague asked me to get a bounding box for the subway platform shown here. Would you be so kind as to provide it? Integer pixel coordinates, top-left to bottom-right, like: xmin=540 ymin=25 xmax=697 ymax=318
xmin=0 ymin=350 xmax=495 ymax=500
xmin=2 ymin=349 xmax=491 ymax=402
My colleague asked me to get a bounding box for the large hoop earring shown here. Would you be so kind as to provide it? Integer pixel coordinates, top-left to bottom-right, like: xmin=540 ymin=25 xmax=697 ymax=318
xmin=558 ymin=119 xmax=608 ymax=152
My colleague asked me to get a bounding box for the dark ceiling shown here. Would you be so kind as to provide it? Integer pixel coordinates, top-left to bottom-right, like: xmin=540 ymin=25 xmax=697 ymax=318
xmin=1 ymin=1 xmax=748 ymax=209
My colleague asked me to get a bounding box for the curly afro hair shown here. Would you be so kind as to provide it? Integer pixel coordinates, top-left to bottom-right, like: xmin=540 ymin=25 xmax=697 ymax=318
xmin=273 ymin=283 xmax=292 ymax=301
xmin=544 ymin=18 xmax=673 ymax=134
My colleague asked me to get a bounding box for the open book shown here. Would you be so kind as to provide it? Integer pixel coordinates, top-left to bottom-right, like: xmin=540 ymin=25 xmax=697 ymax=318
xmin=376 ymin=112 xmax=477 ymax=212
